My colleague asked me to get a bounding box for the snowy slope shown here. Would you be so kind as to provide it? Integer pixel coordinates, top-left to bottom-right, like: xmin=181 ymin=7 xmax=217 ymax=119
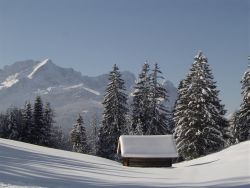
xmin=0 ymin=138 xmax=249 ymax=188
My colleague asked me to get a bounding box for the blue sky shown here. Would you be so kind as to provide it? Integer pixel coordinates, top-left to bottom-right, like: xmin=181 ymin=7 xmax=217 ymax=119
xmin=0 ymin=0 xmax=249 ymax=113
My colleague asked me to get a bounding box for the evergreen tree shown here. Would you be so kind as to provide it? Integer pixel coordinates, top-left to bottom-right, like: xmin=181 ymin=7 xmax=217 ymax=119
xmin=131 ymin=63 xmax=151 ymax=135
xmin=174 ymin=78 xmax=191 ymax=138
xmin=0 ymin=113 xmax=8 ymax=138
xmin=6 ymin=107 xmax=23 ymax=140
xmin=234 ymin=65 xmax=250 ymax=142
xmin=149 ymin=63 xmax=173 ymax=134
xmin=0 ymin=97 xmax=57 ymax=147
xmin=228 ymin=111 xmax=239 ymax=145
xmin=32 ymin=96 xmax=44 ymax=145
xmin=88 ymin=113 xmax=100 ymax=155
xmin=21 ymin=102 xmax=33 ymax=143
xmin=43 ymin=102 xmax=54 ymax=146
xmin=50 ymin=125 xmax=64 ymax=149
xmin=0 ymin=107 xmax=25 ymax=140
xmin=174 ymin=52 xmax=228 ymax=160
xmin=97 ymin=64 xmax=128 ymax=160
xmin=70 ymin=114 xmax=88 ymax=153
xmin=172 ymin=79 xmax=184 ymax=116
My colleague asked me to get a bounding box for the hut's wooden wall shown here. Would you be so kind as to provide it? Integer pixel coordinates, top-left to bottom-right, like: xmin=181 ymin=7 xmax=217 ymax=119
xmin=123 ymin=158 xmax=173 ymax=167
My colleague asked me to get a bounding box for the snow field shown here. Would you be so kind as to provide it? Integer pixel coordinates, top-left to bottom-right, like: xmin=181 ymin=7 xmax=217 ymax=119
xmin=0 ymin=138 xmax=249 ymax=188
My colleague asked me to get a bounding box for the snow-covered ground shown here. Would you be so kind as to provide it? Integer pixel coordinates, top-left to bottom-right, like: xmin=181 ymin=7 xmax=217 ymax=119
xmin=0 ymin=138 xmax=249 ymax=188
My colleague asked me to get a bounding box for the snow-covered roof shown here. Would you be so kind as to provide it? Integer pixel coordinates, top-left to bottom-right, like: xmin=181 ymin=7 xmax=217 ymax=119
xmin=118 ymin=135 xmax=178 ymax=158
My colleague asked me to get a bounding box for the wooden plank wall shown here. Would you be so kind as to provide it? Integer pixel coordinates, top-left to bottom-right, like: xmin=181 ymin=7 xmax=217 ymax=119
xmin=123 ymin=158 xmax=173 ymax=167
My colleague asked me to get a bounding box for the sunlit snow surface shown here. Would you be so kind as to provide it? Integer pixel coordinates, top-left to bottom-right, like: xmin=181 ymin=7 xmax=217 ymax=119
xmin=0 ymin=183 xmax=45 ymax=188
xmin=0 ymin=138 xmax=249 ymax=188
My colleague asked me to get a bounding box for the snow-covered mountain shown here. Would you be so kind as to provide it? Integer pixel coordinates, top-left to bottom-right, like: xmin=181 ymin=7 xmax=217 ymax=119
xmin=0 ymin=59 xmax=177 ymax=131
xmin=0 ymin=138 xmax=249 ymax=187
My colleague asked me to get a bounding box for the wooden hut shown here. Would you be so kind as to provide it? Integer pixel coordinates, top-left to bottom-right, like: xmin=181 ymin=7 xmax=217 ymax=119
xmin=117 ymin=135 xmax=178 ymax=167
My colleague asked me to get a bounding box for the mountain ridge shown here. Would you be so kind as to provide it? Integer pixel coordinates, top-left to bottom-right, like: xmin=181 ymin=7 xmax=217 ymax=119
xmin=0 ymin=59 xmax=177 ymax=131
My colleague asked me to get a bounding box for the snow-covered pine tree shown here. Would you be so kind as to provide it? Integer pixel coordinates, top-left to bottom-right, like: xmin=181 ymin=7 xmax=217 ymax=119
xmin=174 ymin=52 xmax=228 ymax=160
xmin=70 ymin=114 xmax=89 ymax=153
xmin=50 ymin=125 xmax=66 ymax=149
xmin=234 ymin=64 xmax=250 ymax=142
xmin=149 ymin=63 xmax=173 ymax=134
xmin=228 ymin=111 xmax=239 ymax=145
xmin=21 ymin=102 xmax=33 ymax=143
xmin=174 ymin=78 xmax=191 ymax=140
xmin=97 ymin=64 xmax=128 ymax=160
xmin=131 ymin=63 xmax=151 ymax=135
xmin=0 ymin=113 xmax=8 ymax=138
xmin=43 ymin=102 xmax=54 ymax=146
xmin=0 ymin=98 xmax=57 ymax=146
xmin=200 ymin=55 xmax=229 ymax=150
xmin=88 ymin=113 xmax=100 ymax=155
xmin=6 ymin=107 xmax=23 ymax=140
xmin=32 ymin=96 xmax=44 ymax=145
xmin=172 ymin=79 xmax=184 ymax=116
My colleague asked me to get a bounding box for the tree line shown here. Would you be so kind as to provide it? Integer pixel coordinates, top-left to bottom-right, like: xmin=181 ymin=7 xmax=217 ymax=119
xmin=70 ymin=63 xmax=174 ymax=159
xmin=90 ymin=51 xmax=248 ymax=160
xmin=0 ymin=96 xmax=67 ymax=149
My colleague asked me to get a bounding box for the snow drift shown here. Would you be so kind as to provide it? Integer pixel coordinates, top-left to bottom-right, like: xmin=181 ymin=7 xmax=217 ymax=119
xmin=0 ymin=138 xmax=249 ymax=188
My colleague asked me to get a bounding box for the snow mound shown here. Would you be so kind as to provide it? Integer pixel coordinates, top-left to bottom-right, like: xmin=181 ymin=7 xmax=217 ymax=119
xmin=0 ymin=138 xmax=249 ymax=188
